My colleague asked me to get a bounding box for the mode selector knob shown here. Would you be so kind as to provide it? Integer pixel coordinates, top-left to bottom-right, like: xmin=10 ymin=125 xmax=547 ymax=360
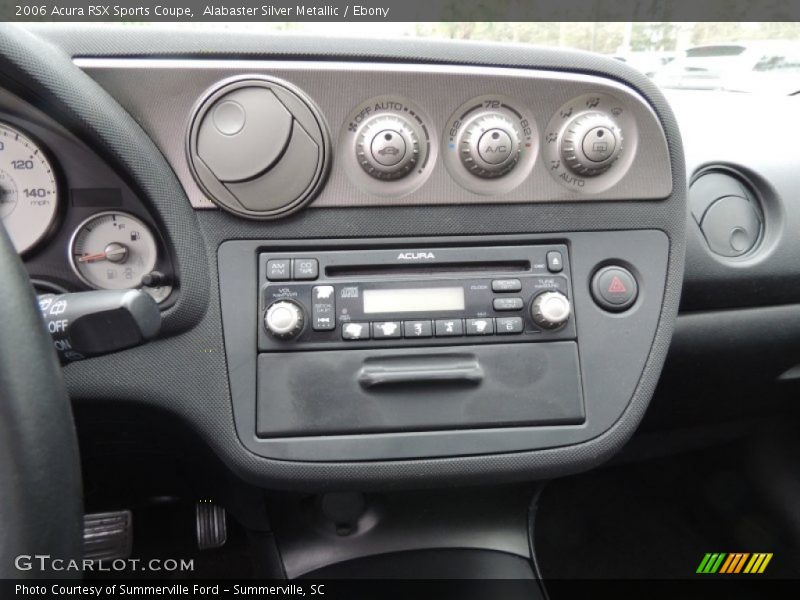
xmin=458 ymin=112 xmax=521 ymax=178
xmin=560 ymin=111 xmax=623 ymax=176
xmin=264 ymin=300 xmax=305 ymax=339
xmin=356 ymin=115 xmax=420 ymax=180
xmin=530 ymin=291 xmax=571 ymax=330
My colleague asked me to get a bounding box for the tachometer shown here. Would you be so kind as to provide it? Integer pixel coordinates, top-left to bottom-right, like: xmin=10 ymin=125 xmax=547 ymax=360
xmin=69 ymin=211 xmax=158 ymax=290
xmin=0 ymin=122 xmax=59 ymax=254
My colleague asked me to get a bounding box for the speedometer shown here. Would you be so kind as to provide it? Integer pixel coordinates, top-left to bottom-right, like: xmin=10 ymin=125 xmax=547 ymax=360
xmin=0 ymin=123 xmax=59 ymax=254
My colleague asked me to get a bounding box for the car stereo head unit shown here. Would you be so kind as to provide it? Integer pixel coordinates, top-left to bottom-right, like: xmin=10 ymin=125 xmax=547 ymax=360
xmin=257 ymin=244 xmax=575 ymax=351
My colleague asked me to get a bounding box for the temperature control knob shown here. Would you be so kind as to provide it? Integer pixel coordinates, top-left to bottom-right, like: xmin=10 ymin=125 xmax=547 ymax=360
xmin=356 ymin=115 xmax=420 ymax=180
xmin=530 ymin=291 xmax=571 ymax=330
xmin=264 ymin=300 xmax=305 ymax=339
xmin=458 ymin=113 xmax=521 ymax=178
xmin=560 ymin=112 xmax=623 ymax=176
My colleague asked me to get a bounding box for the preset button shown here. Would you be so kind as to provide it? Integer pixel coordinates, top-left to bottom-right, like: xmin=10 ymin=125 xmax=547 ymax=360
xmin=404 ymin=320 xmax=433 ymax=338
xmin=435 ymin=319 xmax=464 ymax=337
xmin=496 ymin=316 xmax=524 ymax=334
xmin=466 ymin=318 xmax=494 ymax=335
xmin=373 ymin=321 xmax=402 ymax=339
xmin=342 ymin=322 xmax=370 ymax=340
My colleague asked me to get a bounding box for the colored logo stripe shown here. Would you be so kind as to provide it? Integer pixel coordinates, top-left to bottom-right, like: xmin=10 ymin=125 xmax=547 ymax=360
xmin=720 ymin=553 xmax=749 ymax=573
xmin=744 ymin=553 xmax=773 ymax=574
xmin=697 ymin=552 xmax=773 ymax=574
xmin=697 ymin=553 xmax=726 ymax=573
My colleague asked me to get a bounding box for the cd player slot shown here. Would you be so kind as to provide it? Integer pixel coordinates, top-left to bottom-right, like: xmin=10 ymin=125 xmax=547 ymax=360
xmin=325 ymin=260 xmax=531 ymax=278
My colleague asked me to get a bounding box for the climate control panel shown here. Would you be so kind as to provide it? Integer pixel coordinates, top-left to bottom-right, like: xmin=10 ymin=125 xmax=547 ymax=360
xmin=161 ymin=64 xmax=673 ymax=213
xmin=257 ymin=244 xmax=575 ymax=352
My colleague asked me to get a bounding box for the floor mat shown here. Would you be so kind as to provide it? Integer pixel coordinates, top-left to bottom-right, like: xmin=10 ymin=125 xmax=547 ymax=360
xmin=534 ymin=444 xmax=800 ymax=580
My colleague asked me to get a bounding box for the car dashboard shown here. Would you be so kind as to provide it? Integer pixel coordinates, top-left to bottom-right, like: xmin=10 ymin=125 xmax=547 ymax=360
xmin=3 ymin=24 xmax=797 ymax=494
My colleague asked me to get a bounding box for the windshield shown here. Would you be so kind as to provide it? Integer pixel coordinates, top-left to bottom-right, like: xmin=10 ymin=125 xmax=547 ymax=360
xmin=136 ymin=21 xmax=799 ymax=95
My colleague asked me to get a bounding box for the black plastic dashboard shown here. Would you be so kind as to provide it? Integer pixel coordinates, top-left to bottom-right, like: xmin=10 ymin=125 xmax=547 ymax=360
xmin=13 ymin=23 xmax=798 ymax=489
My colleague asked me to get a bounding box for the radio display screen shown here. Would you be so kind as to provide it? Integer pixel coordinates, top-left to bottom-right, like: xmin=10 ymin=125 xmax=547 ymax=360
xmin=362 ymin=287 xmax=465 ymax=314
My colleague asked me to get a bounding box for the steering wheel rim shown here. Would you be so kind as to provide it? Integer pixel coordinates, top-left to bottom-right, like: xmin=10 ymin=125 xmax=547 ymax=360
xmin=0 ymin=225 xmax=82 ymax=578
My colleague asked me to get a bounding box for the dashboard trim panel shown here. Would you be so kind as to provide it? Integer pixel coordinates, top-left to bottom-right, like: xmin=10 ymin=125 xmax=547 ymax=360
xmin=75 ymin=58 xmax=672 ymax=210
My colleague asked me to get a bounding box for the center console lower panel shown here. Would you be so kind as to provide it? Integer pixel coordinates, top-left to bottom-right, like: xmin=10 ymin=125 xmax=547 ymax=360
xmin=257 ymin=342 xmax=584 ymax=437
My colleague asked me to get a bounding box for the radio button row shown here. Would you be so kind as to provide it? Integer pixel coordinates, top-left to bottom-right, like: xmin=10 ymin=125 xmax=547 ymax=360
xmin=491 ymin=279 xmax=522 ymax=292
xmin=342 ymin=322 xmax=370 ymax=340
xmin=404 ymin=320 xmax=433 ymax=338
xmin=373 ymin=321 xmax=402 ymax=339
xmin=496 ymin=316 xmax=524 ymax=334
xmin=435 ymin=319 xmax=464 ymax=337
xmin=266 ymin=257 xmax=319 ymax=281
xmin=493 ymin=297 xmax=523 ymax=311
xmin=466 ymin=318 xmax=494 ymax=336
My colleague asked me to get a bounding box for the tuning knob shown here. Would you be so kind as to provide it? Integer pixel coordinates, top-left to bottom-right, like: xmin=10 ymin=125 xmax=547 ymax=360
xmin=355 ymin=115 xmax=420 ymax=180
xmin=458 ymin=113 xmax=521 ymax=178
xmin=530 ymin=291 xmax=571 ymax=330
xmin=264 ymin=300 xmax=305 ymax=339
xmin=560 ymin=111 xmax=623 ymax=176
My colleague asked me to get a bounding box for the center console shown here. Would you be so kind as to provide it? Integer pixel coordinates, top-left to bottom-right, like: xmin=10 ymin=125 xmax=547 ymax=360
xmin=219 ymin=229 xmax=668 ymax=462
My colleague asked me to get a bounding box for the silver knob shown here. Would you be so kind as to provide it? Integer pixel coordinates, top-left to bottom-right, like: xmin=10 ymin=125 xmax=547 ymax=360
xmin=560 ymin=111 xmax=623 ymax=176
xmin=530 ymin=291 xmax=571 ymax=330
xmin=458 ymin=113 xmax=521 ymax=178
xmin=264 ymin=300 xmax=304 ymax=339
xmin=356 ymin=115 xmax=420 ymax=180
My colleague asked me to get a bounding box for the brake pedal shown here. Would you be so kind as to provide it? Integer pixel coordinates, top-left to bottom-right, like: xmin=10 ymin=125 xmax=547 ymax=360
xmin=196 ymin=500 xmax=227 ymax=550
xmin=83 ymin=510 xmax=132 ymax=561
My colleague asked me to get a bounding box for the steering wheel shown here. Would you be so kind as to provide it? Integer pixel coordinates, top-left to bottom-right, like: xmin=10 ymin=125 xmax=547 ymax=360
xmin=0 ymin=225 xmax=83 ymax=577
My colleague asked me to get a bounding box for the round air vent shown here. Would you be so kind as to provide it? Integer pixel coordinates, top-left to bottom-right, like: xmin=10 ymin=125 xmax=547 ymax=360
xmin=689 ymin=170 xmax=763 ymax=257
xmin=188 ymin=77 xmax=330 ymax=219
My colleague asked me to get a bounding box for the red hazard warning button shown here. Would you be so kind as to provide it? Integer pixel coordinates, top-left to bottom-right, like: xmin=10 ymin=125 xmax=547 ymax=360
xmin=591 ymin=266 xmax=638 ymax=312
xmin=607 ymin=276 xmax=627 ymax=294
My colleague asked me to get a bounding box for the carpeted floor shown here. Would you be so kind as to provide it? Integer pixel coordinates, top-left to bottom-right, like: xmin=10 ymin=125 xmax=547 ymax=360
xmin=534 ymin=443 xmax=800 ymax=580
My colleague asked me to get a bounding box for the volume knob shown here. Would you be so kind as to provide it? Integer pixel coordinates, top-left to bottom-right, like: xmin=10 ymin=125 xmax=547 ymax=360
xmin=264 ymin=300 xmax=304 ymax=339
xmin=530 ymin=291 xmax=571 ymax=330
xmin=560 ymin=111 xmax=623 ymax=176
xmin=458 ymin=112 xmax=521 ymax=178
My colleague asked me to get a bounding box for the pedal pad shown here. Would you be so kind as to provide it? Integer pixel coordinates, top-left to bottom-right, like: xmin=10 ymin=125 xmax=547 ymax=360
xmin=83 ymin=510 xmax=133 ymax=561
xmin=196 ymin=500 xmax=227 ymax=550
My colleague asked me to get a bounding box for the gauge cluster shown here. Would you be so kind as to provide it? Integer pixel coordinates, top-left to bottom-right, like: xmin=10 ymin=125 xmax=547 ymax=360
xmin=0 ymin=123 xmax=59 ymax=254
xmin=0 ymin=99 xmax=174 ymax=304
